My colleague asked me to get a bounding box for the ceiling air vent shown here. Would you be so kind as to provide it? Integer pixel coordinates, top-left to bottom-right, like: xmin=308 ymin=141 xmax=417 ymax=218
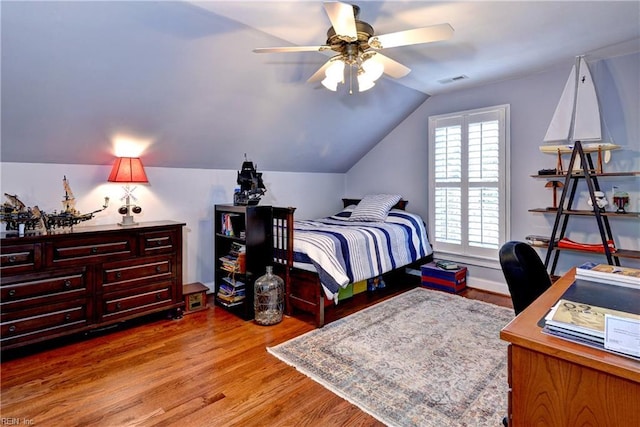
xmin=438 ymin=75 xmax=468 ymax=84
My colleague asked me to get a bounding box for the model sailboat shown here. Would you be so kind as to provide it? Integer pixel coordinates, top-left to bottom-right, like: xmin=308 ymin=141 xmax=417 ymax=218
xmin=234 ymin=154 xmax=266 ymax=206
xmin=540 ymin=56 xmax=619 ymax=173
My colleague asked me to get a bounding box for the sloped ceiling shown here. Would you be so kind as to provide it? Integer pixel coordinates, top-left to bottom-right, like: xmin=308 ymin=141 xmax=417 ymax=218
xmin=2 ymin=1 xmax=639 ymax=173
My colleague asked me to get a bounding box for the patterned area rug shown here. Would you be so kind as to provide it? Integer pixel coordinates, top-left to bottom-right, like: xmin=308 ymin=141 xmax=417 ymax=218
xmin=268 ymin=287 xmax=514 ymax=427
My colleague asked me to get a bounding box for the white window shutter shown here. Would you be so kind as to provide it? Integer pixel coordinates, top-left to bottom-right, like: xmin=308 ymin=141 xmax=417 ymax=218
xmin=428 ymin=105 xmax=510 ymax=264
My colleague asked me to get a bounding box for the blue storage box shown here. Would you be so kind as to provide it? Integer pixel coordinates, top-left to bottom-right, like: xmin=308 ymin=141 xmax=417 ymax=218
xmin=421 ymin=262 xmax=467 ymax=293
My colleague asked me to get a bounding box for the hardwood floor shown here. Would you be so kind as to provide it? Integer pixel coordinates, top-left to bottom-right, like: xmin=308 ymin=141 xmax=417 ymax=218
xmin=1 ymin=283 xmax=513 ymax=426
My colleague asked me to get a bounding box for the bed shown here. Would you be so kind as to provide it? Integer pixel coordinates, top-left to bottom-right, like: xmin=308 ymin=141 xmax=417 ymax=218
xmin=272 ymin=195 xmax=433 ymax=327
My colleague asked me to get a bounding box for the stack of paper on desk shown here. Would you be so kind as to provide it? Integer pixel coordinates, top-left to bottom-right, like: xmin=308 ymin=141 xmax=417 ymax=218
xmin=544 ymin=298 xmax=640 ymax=359
xmin=576 ymin=262 xmax=640 ymax=289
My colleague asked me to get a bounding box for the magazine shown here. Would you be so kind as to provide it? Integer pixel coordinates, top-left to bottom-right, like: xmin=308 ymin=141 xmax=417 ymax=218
xmin=576 ymin=262 xmax=640 ymax=289
xmin=545 ymin=299 xmax=640 ymax=340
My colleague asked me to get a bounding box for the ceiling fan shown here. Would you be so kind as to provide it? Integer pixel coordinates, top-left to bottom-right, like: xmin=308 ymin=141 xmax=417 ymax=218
xmin=253 ymin=1 xmax=454 ymax=93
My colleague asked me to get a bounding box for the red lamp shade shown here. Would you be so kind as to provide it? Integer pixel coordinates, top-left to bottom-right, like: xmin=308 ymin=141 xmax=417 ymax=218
xmin=108 ymin=157 xmax=149 ymax=183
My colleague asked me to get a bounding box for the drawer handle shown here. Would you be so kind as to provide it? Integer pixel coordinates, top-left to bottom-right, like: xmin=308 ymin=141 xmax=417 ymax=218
xmin=63 ymin=280 xmax=72 ymax=289
xmin=156 ymin=266 xmax=162 ymax=273
xmin=91 ymin=247 xmax=98 ymax=254
xmin=9 ymin=325 xmax=16 ymax=333
xmin=8 ymin=289 xmax=16 ymax=297
xmin=116 ymin=272 xmax=122 ymax=279
xmin=156 ymin=240 xmax=163 ymax=246
xmin=64 ymin=314 xmax=72 ymax=321
xmin=156 ymin=293 xmax=163 ymax=300
xmin=116 ymin=302 xmax=122 ymax=310
xmin=8 ymin=255 xmax=17 ymax=263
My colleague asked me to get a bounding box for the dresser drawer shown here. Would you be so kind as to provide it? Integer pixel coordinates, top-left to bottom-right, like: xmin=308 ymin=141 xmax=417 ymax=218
xmin=49 ymin=235 xmax=134 ymax=266
xmin=102 ymin=255 xmax=173 ymax=293
xmin=140 ymin=229 xmax=179 ymax=255
xmin=1 ymin=269 xmax=88 ymax=309
xmin=1 ymin=300 xmax=89 ymax=347
xmin=102 ymin=281 xmax=173 ymax=321
xmin=0 ymin=221 xmax=184 ymax=352
xmin=0 ymin=243 xmax=42 ymax=275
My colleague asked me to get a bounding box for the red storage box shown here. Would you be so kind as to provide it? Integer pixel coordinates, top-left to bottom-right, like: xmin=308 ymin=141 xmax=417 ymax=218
xmin=421 ymin=262 xmax=467 ymax=294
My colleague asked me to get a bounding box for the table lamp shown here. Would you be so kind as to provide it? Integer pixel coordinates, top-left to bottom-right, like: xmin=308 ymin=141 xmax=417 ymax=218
xmin=108 ymin=157 xmax=149 ymax=226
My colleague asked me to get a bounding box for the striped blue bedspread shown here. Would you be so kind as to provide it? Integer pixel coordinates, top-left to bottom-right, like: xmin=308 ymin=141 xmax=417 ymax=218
xmin=290 ymin=210 xmax=432 ymax=301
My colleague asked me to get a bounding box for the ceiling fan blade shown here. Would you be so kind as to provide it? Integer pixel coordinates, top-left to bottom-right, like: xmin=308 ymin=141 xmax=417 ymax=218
xmin=307 ymin=59 xmax=333 ymax=83
xmin=253 ymin=46 xmax=329 ymax=53
xmin=374 ymin=53 xmax=411 ymax=79
xmin=324 ymin=1 xmax=357 ymax=41
xmin=369 ymin=23 xmax=454 ymax=50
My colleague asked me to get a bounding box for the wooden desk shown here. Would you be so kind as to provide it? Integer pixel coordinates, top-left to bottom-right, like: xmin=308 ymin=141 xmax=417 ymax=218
xmin=500 ymin=268 xmax=640 ymax=427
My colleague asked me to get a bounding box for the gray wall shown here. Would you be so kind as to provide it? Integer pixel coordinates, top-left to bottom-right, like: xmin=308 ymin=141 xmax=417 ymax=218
xmin=0 ymin=163 xmax=345 ymax=292
xmin=2 ymin=53 xmax=638 ymax=295
xmin=346 ymin=52 xmax=640 ymax=290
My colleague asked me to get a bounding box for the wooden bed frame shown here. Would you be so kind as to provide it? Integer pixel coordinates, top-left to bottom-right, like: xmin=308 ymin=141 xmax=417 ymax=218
xmin=272 ymin=199 xmax=432 ymax=327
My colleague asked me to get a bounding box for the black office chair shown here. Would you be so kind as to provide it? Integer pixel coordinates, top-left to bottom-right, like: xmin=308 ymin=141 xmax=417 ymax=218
xmin=499 ymin=241 xmax=553 ymax=315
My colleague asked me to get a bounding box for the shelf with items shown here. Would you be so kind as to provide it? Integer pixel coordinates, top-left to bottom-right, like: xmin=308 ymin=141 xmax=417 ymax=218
xmin=527 ymin=242 xmax=640 ymax=260
xmin=528 ymin=208 xmax=640 ymax=218
xmin=531 ymin=171 xmax=640 ymax=179
xmin=531 ymin=142 xmax=639 ymax=276
xmin=214 ymin=204 xmax=272 ymax=320
xmin=216 ymin=274 xmax=247 ymax=308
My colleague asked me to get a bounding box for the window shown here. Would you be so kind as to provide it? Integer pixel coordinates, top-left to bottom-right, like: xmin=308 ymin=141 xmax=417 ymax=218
xmin=428 ymin=105 xmax=510 ymax=266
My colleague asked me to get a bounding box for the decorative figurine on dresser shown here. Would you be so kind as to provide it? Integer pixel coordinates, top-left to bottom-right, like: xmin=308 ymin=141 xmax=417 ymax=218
xmin=0 ymin=220 xmax=186 ymax=352
xmin=1 ymin=176 xmax=109 ymax=232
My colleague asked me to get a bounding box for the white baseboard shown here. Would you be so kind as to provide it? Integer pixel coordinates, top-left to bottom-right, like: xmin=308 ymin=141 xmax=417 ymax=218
xmin=199 ymin=281 xmax=215 ymax=294
xmin=467 ymin=277 xmax=509 ymax=296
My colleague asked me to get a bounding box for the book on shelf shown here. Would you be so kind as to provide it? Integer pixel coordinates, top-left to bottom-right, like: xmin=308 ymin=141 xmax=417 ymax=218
xmin=217 ymin=276 xmax=246 ymax=299
xmin=220 ymin=265 xmax=237 ymax=273
xmin=220 ymin=213 xmax=242 ymax=237
xmin=576 ymin=262 xmax=640 ymax=289
xmin=216 ymin=296 xmax=245 ymax=307
xmin=219 ymin=281 xmax=245 ymax=294
xmin=525 ymin=235 xmax=557 ymax=246
xmin=222 ymin=276 xmax=245 ymax=289
xmin=219 ymin=255 xmax=237 ymax=263
xmin=219 ymin=256 xmax=239 ymax=272
xmin=435 ymin=260 xmax=460 ymax=270
xmin=216 ymin=291 xmax=245 ymax=301
xmin=218 ymin=252 xmax=246 ymax=274
xmin=229 ymin=242 xmax=246 ymax=257
xmin=218 ymin=286 xmax=245 ymax=298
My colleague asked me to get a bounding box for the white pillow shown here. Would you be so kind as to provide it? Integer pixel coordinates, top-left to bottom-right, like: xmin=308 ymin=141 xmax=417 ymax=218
xmin=349 ymin=194 xmax=402 ymax=222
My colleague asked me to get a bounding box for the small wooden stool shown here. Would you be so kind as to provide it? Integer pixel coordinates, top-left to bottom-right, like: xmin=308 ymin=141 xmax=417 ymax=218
xmin=183 ymin=282 xmax=209 ymax=314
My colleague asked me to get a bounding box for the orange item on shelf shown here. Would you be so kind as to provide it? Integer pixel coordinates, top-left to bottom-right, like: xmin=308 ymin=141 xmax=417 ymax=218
xmin=557 ymin=237 xmax=616 ymax=253
xmin=237 ymin=252 xmax=246 ymax=273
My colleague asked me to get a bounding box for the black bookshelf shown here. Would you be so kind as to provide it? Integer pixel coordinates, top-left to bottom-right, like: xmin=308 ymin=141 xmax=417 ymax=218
xmin=214 ymin=204 xmax=272 ymax=320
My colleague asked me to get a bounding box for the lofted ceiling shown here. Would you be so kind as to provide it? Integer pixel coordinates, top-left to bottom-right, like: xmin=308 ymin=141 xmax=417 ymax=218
xmin=1 ymin=1 xmax=639 ymax=173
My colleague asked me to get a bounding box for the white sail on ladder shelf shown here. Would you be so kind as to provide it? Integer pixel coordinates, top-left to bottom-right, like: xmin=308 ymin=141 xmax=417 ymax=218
xmin=540 ymin=56 xmax=620 ymax=172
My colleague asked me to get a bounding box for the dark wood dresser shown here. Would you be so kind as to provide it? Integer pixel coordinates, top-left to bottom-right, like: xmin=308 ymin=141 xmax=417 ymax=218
xmin=1 ymin=220 xmax=185 ymax=351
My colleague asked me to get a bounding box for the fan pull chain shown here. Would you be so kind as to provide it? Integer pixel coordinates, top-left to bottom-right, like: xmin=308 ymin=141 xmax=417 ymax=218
xmin=349 ymin=65 xmax=353 ymax=95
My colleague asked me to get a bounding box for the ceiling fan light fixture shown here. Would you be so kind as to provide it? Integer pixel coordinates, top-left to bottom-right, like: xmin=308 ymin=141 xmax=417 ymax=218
xmin=254 ymin=2 xmax=454 ymax=94
xmin=361 ymin=57 xmax=384 ymax=82
xmin=325 ymin=59 xmax=345 ymax=82
xmin=321 ymin=76 xmax=339 ymax=91
xmin=357 ymin=74 xmax=375 ymax=92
